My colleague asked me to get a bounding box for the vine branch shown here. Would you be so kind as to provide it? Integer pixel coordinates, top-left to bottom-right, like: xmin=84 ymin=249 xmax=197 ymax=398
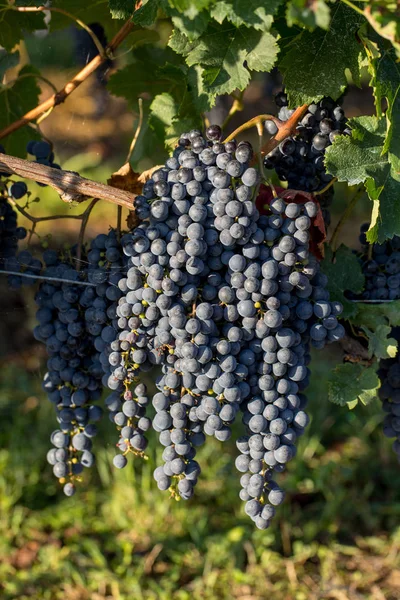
xmin=76 ymin=199 xmax=98 ymax=267
xmin=0 ymin=18 xmax=135 ymax=141
xmin=0 ymin=154 xmax=135 ymax=209
xmin=223 ymin=114 xmax=281 ymax=143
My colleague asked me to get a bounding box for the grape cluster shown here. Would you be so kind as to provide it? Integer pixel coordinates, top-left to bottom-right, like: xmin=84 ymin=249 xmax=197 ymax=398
xmin=264 ymin=92 xmax=349 ymax=226
xmin=0 ymin=145 xmax=27 ymax=266
xmin=84 ymin=230 xmax=153 ymax=468
xmin=378 ymin=327 xmax=400 ymax=462
xmin=232 ymin=200 xmax=344 ymax=529
xmin=101 ymin=125 xmax=344 ymax=518
xmin=351 ymin=224 xmax=400 ymax=301
xmin=0 ymin=199 xmax=26 ymax=265
xmin=5 ymin=248 xmax=42 ymax=289
xmin=35 ymin=250 xmax=104 ymax=497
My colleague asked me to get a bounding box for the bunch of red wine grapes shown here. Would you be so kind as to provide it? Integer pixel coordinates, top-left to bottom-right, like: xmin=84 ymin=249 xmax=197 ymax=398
xmin=3 ymin=123 xmax=345 ymax=529
xmin=0 ymin=143 xmax=28 ymax=269
xmin=264 ymin=92 xmax=349 ymax=227
xmin=350 ymin=224 xmax=400 ymax=463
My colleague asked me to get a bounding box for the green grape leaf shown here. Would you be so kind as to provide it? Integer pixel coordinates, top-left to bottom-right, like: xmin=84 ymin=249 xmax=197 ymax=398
xmin=320 ymin=245 xmax=365 ymax=319
xmin=362 ymin=324 xmax=397 ymax=360
xmin=50 ymin=0 xmax=121 ymax=38
xmin=245 ymin=30 xmax=279 ymax=72
xmin=209 ymin=1 xmax=231 ymax=25
xmin=161 ymin=0 xmax=212 ymax=37
xmin=187 ymin=64 xmax=216 ymax=113
xmin=367 ymin=41 xmax=400 ymax=181
xmin=364 ymin=2 xmax=400 ymax=58
xmin=128 ymin=100 xmax=167 ymax=170
xmin=148 ymin=92 xmax=200 ymax=148
xmin=167 ymin=0 xmax=212 ymax=16
xmin=167 ymin=9 xmax=209 ymax=40
xmin=351 ymin=300 xmax=400 ymax=330
xmin=328 ymin=363 xmax=380 ymax=408
xmin=325 ymin=115 xmax=400 ymax=243
xmin=280 ymin=3 xmax=365 ymax=105
xmin=0 ymin=65 xmax=41 ymax=157
xmin=148 ymin=92 xmax=177 ymax=140
xmin=168 ymin=29 xmax=196 ymax=55
xmin=165 ymin=116 xmax=201 ymax=146
xmin=210 ymin=0 xmax=283 ymax=31
xmin=108 ymin=46 xmax=181 ymax=105
xmin=325 ymin=116 xmax=387 ymax=185
xmin=366 ymin=170 xmax=400 ymax=243
xmin=109 ymin=45 xmax=213 ymax=116
xmin=0 ymin=7 xmax=45 ymax=52
xmin=286 ymin=0 xmax=331 ymax=31
xmin=0 ymin=50 xmax=20 ymax=81
xmin=108 ymin=62 xmax=165 ymax=105
xmin=123 ymin=28 xmax=160 ymax=47
xmin=184 ymin=23 xmax=278 ymax=95
xmin=134 ymin=0 xmax=159 ymax=26
xmin=109 ymin=0 xmax=134 ymax=18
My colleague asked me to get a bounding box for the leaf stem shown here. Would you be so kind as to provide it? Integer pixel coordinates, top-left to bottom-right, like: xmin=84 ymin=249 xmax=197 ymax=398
xmin=314 ymin=177 xmax=337 ymax=196
xmin=76 ymin=199 xmax=98 ymax=270
xmin=222 ymin=91 xmax=245 ymax=130
xmin=223 ymin=114 xmax=281 ymax=143
xmin=339 ymin=0 xmax=365 ymax=16
xmin=125 ymin=98 xmax=144 ymax=164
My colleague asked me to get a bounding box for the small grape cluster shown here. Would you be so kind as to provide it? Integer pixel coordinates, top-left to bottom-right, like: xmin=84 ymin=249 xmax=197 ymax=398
xmin=0 ymin=144 xmax=27 ymax=266
xmin=378 ymin=326 xmax=400 ymax=462
xmin=2 ymin=139 xmax=65 ymax=287
xmin=351 ymin=224 xmax=400 ymax=301
xmin=84 ymin=230 xmax=153 ymax=468
xmin=35 ymin=249 xmax=104 ymax=497
xmin=264 ymin=92 xmax=349 ymax=226
xmin=264 ymin=92 xmax=349 ymax=192
xmin=0 ymin=199 xmax=26 ymax=265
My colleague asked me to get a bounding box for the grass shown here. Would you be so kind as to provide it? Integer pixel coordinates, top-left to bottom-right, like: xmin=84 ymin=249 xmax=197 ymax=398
xmin=1 ymin=344 xmax=400 ymax=600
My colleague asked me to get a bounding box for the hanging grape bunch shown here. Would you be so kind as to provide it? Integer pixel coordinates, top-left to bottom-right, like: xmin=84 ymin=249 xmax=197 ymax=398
xmin=264 ymin=93 xmax=349 ymax=227
xmin=31 ymin=123 xmax=343 ymax=529
xmin=0 ymin=144 xmax=27 ymax=267
xmin=350 ymin=224 xmax=400 ymax=301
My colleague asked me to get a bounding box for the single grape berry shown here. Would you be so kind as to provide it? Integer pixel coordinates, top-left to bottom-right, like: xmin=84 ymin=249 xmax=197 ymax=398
xmin=10 ymin=182 xmax=28 ymax=199
xmin=206 ymin=124 xmax=222 ymax=141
